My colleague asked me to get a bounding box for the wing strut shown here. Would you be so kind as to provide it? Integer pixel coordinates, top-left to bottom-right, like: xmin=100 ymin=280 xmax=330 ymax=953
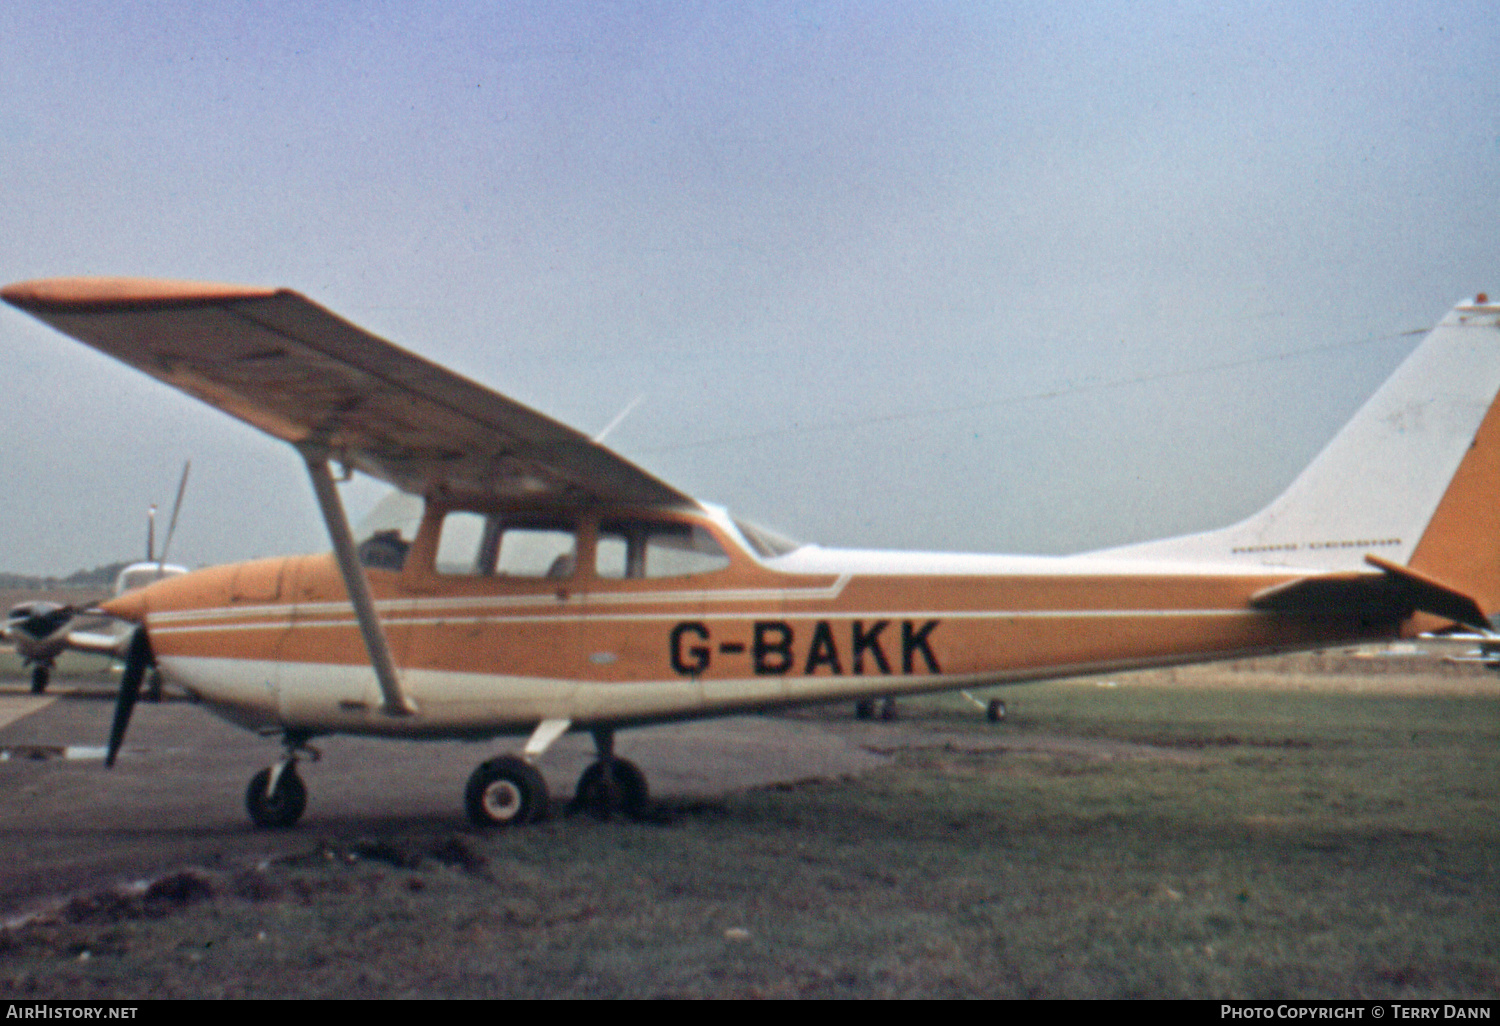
xmin=300 ymin=445 xmax=415 ymax=716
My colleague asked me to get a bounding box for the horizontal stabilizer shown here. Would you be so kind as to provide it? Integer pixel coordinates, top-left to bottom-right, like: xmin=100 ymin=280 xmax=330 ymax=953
xmin=1251 ymin=555 xmax=1488 ymax=630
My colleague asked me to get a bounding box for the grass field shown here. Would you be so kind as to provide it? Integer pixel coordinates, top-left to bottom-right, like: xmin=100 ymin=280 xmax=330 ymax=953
xmin=0 ymin=676 xmax=1495 ymax=998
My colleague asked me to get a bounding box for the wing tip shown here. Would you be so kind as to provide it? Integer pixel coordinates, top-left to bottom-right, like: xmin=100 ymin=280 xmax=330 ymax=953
xmin=2 ymin=276 xmax=282 ymax=312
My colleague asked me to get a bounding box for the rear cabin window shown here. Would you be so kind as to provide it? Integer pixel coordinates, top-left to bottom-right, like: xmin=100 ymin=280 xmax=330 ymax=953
xmin=596 ymin=521 xmax=730 ymax=580
xmin=436 ymin=513 xmax=577 ymax=579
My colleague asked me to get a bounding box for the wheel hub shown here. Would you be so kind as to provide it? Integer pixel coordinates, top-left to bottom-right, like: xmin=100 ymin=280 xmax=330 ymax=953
xmin=482 ymin=779 xmax=524 ymax=820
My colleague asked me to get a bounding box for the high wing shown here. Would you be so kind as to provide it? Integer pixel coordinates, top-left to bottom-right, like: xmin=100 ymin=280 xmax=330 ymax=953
xmin=1 ymin=278 xmax=695 ymax=510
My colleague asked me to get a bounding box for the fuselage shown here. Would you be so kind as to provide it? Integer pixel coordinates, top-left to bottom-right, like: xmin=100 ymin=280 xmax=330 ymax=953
xmin=104 ymin=504 xmax=1406 ymax=741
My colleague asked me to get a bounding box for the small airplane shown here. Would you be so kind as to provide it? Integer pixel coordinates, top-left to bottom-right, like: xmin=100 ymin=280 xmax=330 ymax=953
xmin=1417 ymin=625 xmax=1500 ymax=669
xmin=4 ymin=466 xmax=190 ymax=694
xmin=3 ymin=277 xmax=1497 ymax=830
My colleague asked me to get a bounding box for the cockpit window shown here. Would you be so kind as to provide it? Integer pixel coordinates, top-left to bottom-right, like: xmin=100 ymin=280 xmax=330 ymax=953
xmin=436 ymin=512 xmax=576 ymax=579
xmin=435 ymin=512 xmax=490 ymax=575
xmin=497 ymin=525 xmax=577 ymax=579
xmin=597 ymin=520 xmax=730 ymax=579
xmin=732 ymin=517 xmax=802 ymax=558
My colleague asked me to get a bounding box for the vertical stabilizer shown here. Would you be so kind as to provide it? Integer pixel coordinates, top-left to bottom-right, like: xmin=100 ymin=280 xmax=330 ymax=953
xmin=1095 ymin=296 xmax=1500 ymax=586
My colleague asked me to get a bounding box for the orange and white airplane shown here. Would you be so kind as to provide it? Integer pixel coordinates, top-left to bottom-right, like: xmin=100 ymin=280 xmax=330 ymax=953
xmin=4 ymin=277 xmax=1497 ymax=830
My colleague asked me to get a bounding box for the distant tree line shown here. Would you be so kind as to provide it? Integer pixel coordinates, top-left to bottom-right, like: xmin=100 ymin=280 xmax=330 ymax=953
xmin=0 ymin=562 xmax=130 ymax=590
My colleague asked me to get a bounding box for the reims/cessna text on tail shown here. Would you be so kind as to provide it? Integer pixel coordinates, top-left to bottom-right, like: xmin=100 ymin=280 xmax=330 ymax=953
xmin=4 ymin=278 xmax=1496 ymax=829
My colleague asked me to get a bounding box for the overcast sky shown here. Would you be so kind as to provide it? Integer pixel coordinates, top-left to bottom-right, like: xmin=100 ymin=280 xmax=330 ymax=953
xmin=1 ymin=1 xmax=1496 ymax=576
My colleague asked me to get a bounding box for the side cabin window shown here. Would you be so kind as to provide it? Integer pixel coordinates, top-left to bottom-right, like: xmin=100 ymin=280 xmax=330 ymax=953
xmin=436 ymin=512 xmax=577 ymax=580
xmin=596 ymin=520 xmax=730 ymax=580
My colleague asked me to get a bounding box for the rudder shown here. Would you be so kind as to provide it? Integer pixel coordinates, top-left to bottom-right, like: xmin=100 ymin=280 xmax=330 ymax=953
xmin=1406 ymin=299 xmax=1500 ymax=616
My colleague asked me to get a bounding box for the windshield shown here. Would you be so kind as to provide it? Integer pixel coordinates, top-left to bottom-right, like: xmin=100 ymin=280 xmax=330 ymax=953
xmin=732 ymin=517 xmax=802 ymax=559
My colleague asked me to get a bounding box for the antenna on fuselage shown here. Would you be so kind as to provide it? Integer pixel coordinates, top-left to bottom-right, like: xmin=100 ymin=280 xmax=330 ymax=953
xmin=594 ymin=394 xmax=646 ymax=445
xmin=154 ymin=460 xmax=190 ymax=579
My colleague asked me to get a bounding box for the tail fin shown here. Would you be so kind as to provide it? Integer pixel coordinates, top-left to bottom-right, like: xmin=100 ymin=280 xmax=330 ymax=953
xmin=1099 ymin=294 xmax=1500 ymax=610
xmin=1404 ymin=312 xmax=1500 ymax=615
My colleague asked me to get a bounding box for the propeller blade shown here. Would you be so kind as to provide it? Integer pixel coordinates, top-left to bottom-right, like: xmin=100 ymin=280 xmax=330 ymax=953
xmin=105 ymin=627 xmax=153 ymax=768
xmin=156 ymin=460 xmax=190 ymax=575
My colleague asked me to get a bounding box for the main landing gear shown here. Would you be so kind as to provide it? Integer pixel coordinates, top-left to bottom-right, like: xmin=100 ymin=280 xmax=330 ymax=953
xmin=464 ymin=755 xmax=549 ymax=827
xmin=566 ymin=728 xmax=649 ymax=821
xmin=855 ymin=696 xmax=899 ymax=721
xmin=462 ymin=727 xmax=651 ymax=829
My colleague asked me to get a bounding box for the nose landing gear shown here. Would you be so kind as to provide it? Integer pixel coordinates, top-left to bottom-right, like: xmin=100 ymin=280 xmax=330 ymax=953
xmin=245 ymin=736 xmax=317 ymax=829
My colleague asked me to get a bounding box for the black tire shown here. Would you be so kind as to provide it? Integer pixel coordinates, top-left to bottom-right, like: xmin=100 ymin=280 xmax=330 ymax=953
xmin=245 ymin=766 xmax=307 ymax=829
xmin=855 ymin=699 xmax=876 ymax=720
xmin=987 ymin=699 xmax=1007 ymax=723
xmin=29 ymin=665 xmax=48 ymax=695
xmin=465 ymin=756 xmax=548 ymax=828
xmin=569 ymin=757 xmax=650 ymax=820
xmin=879 ymin=697 xmax=898 ymax=721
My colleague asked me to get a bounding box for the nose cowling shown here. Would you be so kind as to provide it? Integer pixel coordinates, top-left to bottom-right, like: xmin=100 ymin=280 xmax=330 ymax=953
xmin=101 ymin=561 xmax=227 ymax=624
xmin=101 ymin=588 xmax=148 ymax=624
